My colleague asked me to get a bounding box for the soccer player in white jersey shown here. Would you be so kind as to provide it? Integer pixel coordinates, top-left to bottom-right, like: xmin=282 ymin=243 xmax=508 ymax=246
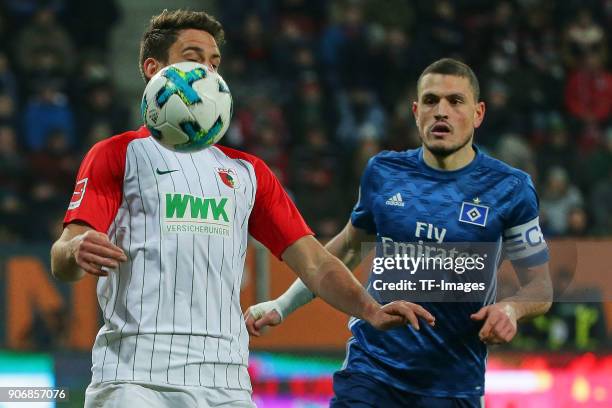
xmin=49 ymin=9 xmax=432 ymax=408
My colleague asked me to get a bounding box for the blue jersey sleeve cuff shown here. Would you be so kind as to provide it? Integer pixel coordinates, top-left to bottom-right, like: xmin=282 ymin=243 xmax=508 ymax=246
xmin=510 ymin=248 xmax=549 ymax=268
xmin=350 ymin=212 xmax=376 ymax=235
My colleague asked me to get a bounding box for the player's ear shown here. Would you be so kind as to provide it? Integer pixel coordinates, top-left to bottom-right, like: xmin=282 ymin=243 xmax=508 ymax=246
xmin=412 ymin=101 xmax=419 ymax=122
xmin=473 ymin=101 xmax=485 ymax=129
xmin=143 ymin=58 xmax=163 ymax=81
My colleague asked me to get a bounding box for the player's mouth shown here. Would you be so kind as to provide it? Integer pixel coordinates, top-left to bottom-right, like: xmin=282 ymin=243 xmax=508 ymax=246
xmin=429 ymin=122 xmax=452 ymax=137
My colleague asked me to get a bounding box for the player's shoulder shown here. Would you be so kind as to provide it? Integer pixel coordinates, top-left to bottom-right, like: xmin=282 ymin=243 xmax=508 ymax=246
xmin=477 ymin=149 xmax=533 ymax=188
xmin=88 ymin=126 xmax=151 ymax=155
xmin=367 ymin=148 xmax=420 ymax=169
xmin=213 ymin=144 xmax=264 ymax=168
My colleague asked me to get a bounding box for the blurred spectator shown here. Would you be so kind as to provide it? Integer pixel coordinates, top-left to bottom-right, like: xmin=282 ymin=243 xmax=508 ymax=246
xmin=351 ymin=138 xmax=381 ymax=191
xmin=62 ymin=0 xmax=120 ymax=52
xmin=232 ymin=13 xmax=273 ymax=79
xmin=276 ymin=0 xmax=326 ymax=34
xmin=565 ymin=207 xmax=590 ymax=237
xmin=0 ymin=7 xmax=9 ymax=54
xmin=541 ymin=167 xmax=584 ymax=235
xmin=384 ymin=88 xmax=421 ymax=152
xmin=562 ymin=8 xmax=607 ymax=68
xmin=0 ymin=125 xmax=25 ymax=188
xmin=578 ymin=127 xmax=612 ymax=189
xmin=286 ymin=75 xmax=336 ymax=145
xmin=25 ymin=179 xmax=69 ymax=242
xmin=494 ymin=134 xmax=537 ymax=179
xmin=76 ymin=79 xmax=130 ymax=149
xmin=83 ymin=122 xmax=113 ymax=148
xmin=15 ymin=6 xmax=75 ymax=87
xmin=521 ymin=3 xmax=564 ymax=98
xmin=23 ymin=82 xmax=75 ymax=151
xmin=478 ymin=81 xmax=523 ymax=149
xmin=362 ymin=0 xmax=415 ymax=30
xmin=428 ymin=0 xmax=465 ymax=59
xmin=564 ymin=52 xmax=612 ymax=127
xmin=23 ymin=127 xmax=77 ymax=241
xmin=235 ymin=93 xmax=287 ymax=149
xmin=462 ymin=1 xmax=512 ymax=67
xmin=378 ymin=27 xmax=420 ymax=109
xmin=273 ymin=20 xmax=313 ymax=81
xmin=3 ymin=0 xmax=64 ymax=20
xmin=0 ymin=52 xmax=18 ymax=103
xmin=27 ymin=128 xmax=79 ymax=195
xmin=320 ymin=2 xmax=369 ymax=89
xmin=589 ymin=167 xmax=612 ymax=235
xmin=248 ymin=124 xmax=289 ymax=183
xmin=0 ymin=190 xmax=28 ymax=242
xmin=0 ymin=91 xmax=17 ymax=127
xmin=536 ymin=118 xmax=576 ymax=180
xmin=217 ymin=0 xmax=274 ymax=40
xmin=290 ymin=127 xmax=344 ymax=237
xmin=336 ymin=86 xmax=387 ymax=146
xmin=0 ymin=124 xmax=27 ymax=242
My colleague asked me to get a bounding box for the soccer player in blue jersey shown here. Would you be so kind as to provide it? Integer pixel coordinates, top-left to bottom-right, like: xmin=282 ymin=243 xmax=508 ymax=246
xmin=246 ymin=58 xmax=552 ymax=407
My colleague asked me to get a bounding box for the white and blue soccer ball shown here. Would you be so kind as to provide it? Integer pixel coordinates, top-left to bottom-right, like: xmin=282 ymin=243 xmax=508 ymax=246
xmin=141 ymin=61 xmax=232 ymax=152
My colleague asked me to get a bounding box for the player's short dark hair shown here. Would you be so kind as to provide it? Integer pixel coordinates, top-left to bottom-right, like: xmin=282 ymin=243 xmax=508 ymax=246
xmin=417 ymin=58 xmax=480 ymax=101
xmin=138 ymin=9 xmax=225 ymax=81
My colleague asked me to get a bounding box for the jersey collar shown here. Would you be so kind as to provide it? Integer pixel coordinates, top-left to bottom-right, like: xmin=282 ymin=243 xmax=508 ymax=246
xmin=416 ymin=145 xmax=482 ymax=179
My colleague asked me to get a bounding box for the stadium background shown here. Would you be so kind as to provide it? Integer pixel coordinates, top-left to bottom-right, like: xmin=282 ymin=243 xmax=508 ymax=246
xmin=0 ymin=0 xmax=611 ymax=406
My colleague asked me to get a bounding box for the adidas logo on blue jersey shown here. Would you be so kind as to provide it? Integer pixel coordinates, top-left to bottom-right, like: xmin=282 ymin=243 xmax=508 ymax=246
xmin=385 ymin=193 xmax=405 ymax=207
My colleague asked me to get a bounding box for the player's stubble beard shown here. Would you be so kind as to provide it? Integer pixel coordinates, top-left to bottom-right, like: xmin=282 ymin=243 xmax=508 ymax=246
xmin=420 ymin=130 xmax=474 ymax=159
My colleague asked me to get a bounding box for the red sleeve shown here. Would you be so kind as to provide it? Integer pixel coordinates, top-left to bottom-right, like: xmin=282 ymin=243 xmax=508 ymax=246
xmin=216 ymin=145 xmax=313 ymax=259
xmin=64 ymin=128 xmax=148 ymax=232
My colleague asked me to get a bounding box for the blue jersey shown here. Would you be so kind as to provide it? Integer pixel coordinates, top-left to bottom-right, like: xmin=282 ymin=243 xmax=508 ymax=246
xmin=345 ymin=146 xmax=548 ymax=397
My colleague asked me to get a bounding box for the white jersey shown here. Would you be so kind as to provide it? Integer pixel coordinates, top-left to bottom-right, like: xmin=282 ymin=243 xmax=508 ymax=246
xmin=65 ymin=127 xmax=311 ymax=390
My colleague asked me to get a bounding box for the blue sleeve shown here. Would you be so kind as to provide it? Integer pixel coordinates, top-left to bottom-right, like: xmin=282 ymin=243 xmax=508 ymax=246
xmin=350 ymin=158 xmax=377 ymax=234
xmin=503 ymin=175 xmax=549 ymax=268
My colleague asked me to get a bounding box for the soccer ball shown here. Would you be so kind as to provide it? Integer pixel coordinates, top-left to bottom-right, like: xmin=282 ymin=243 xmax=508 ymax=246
xmin=141 ymin=61 xmax=232 ymax=152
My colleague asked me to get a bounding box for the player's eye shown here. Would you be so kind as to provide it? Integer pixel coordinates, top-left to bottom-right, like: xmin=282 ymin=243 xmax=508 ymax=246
xmin=182 ymin=52 xmax=201 ymax=63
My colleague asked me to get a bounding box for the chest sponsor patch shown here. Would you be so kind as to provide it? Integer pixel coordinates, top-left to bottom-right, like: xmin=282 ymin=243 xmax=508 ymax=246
xmin=459 ymin=202 xmax=489 ymax=227
xmin=162 ymin=192 xmax=233 ymax=237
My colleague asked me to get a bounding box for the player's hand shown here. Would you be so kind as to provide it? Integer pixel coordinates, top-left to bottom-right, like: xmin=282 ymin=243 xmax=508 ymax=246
xmin=365 ymin=301 xmax=435 ymax=331
xmin=244 ymin=301 xmax=282 ymax=337
xmin=69 ymin=230 xmax=127 ymax=277
xmin=470 ymin=302 xmax=518 ymax=344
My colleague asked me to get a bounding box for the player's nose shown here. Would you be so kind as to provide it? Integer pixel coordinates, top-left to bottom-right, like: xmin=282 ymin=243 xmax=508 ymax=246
xmin=434 ymin=100 xmax=450 ymax=119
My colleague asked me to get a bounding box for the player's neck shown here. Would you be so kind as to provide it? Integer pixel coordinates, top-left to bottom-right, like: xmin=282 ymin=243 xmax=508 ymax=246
xmin=422 ymin=144 xmax=476 ymax=171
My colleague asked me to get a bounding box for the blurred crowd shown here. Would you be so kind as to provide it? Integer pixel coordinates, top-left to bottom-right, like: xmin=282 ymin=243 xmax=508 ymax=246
xmin=0 ymin=0 xmax=611 ymax=243
xmin=0 ymin=0 xmax=125 ymax=242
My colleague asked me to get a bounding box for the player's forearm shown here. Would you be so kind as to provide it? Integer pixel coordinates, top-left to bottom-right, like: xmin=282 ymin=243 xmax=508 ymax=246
xmin=500 ymin=272 xmax=552 ymax=321
xmin=324 ymin=228 xmax=362 ymax=270
xmin=274 ymin=244 xmax=360 ymax=319
xmin=274 ymin=224 xmax=364 ymax=318
xmin=50 ymin=239 xmax=85 ymax=282
xmin=303 ymin=254 xmax=378 ymax=322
